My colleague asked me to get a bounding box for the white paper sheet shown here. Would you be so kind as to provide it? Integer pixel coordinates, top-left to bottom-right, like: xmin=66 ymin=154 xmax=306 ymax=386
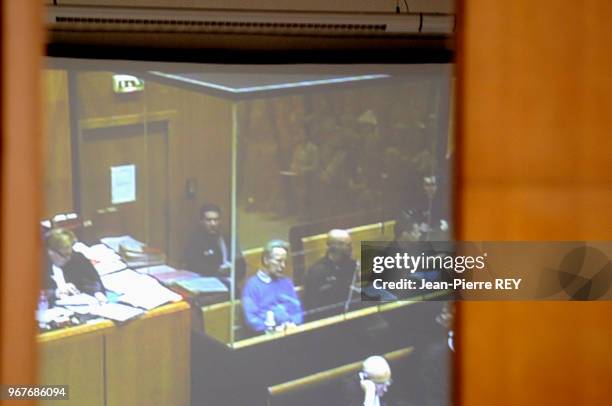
xmin=89 ymin=303 xmax=144 ymax=322
xmin=111 ymin=164 xmax=136 ymax=204
xmin=100 ymin=235 xmax=145 ymax=253
xmin=102 ymin=269 xmax=182 ymax=310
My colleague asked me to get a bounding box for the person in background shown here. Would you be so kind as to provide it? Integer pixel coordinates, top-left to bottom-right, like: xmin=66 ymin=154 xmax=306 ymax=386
xmin=43 ymin=228 xmax=106 ymax=303
xmin=242 ymin=240 xmax=303 ymax=333
xmin=289 ymin=130 xmax=319 ymax=221
xmin=303 ymin=229 xmax=358 ymax=319
xmin=184 ymin=203 xmax=246 ymax=283
xmin=415 ymin=175 xmax=449 ymax=240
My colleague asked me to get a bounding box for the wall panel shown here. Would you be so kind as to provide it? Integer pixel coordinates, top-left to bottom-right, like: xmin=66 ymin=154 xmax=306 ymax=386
xmin=456 ymin=0 xmax=612 ymax=405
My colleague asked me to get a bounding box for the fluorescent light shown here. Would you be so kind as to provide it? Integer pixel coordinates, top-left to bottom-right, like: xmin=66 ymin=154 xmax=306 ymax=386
xmin=148 ymin=71 xmax=389 ymax=94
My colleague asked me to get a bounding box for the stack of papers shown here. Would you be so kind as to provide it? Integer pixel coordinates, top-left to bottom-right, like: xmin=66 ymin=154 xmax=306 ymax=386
xmin=89 ymin=303 xmax=145 ymax=322
xmin=55 ymin=293 xmax=99 ymax=307
xmin=37 ymin=307 xmax=74 ymax=324
xmin=102 ymin=269 xmax=182 ymax=310
xmin=94 ymin=260 xmax=128 ymax=276
xmin=136 ymin=264 xmax=178 ymax=275
xmin=152 ymin=270 xmax=200 ymax=285
xmin=100 ymin=235 xmax=145 ymax=253
xmin=55 ymin=293 xmax=101 ymax=315
xmin=176 ymin=277 xmax=228 ymax=294
xmin=73 ymin=242 xmax=127 ymax=276
xmin=135 ymin=265 xmax=200 ymax=285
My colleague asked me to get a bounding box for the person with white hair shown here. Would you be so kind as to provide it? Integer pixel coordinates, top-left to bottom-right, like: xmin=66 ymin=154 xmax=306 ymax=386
xmin=343 ymin=355 xmax=393 ymax=406
xmin=241 ymin=240 xmax=303 ymax=333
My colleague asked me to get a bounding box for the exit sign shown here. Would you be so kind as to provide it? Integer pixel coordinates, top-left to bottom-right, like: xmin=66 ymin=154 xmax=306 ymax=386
xmin=112 ymin=75 xmax=144 ymax=94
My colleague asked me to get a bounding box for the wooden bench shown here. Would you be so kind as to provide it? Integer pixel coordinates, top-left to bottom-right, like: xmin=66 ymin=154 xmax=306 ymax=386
xmin=301 ymin=220 xmax=395 ymax=272
xmin=203 ymin=221 xmax=396 ymax=344
xmin=267 ymin=346 xmax=413 ymax=406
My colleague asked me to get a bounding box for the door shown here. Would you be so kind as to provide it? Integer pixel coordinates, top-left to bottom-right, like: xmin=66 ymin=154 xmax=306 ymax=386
xmin=79 ymin=120 xmax=169 ymax=254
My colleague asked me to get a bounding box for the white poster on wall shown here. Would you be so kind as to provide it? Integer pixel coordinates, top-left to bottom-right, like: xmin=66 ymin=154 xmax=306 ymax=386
xmin=111 ymin=164 xmax=136 ymax=204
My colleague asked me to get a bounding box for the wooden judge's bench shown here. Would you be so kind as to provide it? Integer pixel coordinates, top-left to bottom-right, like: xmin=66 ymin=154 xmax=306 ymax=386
xmin=38 ymin=302 xmax=191 ymax=406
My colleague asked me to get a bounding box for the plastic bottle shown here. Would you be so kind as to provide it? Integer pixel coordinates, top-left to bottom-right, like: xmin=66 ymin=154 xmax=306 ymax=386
xmin=264 ymin=310 xmax=276 ymax=333
xmin=39 ymin=290 xmax=49 ymax=312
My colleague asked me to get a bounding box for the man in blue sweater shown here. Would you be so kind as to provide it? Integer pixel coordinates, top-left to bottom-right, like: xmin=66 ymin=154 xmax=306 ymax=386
xmin=242 ymin=240 xmax=303 ymax=332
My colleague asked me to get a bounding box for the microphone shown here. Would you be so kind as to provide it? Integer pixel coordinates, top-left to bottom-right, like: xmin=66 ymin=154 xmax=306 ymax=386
xmin=344 ymin=260 xmax=361 ymax=313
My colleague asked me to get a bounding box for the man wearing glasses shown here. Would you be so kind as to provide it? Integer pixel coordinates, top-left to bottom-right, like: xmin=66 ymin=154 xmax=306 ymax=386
xmin=43 ymin=228 xmax=107 ymax=303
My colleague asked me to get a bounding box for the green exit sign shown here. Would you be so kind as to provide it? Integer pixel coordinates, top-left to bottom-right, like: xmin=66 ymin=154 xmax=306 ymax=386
xmin=112 ymin=75 xmax=144 ymax=94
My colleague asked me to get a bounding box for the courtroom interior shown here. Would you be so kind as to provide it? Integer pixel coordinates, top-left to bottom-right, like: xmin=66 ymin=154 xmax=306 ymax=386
xmin=38 ymin=61 xmax=454 ymax=405
xmin=2 ymin=1 xmax=611 ymax=406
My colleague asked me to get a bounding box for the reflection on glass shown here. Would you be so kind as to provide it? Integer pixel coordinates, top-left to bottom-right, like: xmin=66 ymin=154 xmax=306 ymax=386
xmin=39 ymin=62 xmax=453 ymax=406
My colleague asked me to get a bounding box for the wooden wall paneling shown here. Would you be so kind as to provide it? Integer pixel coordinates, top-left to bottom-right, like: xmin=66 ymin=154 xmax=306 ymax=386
xmin=104 ymin=303 xmax=191 ymax=406
xmin=57 ymin=73 xmax=233 ymax=264
xmin=43 ymin=70 xmax=73 ymax=217
xmin=38 ymin=330 xmax=106 ymax=406
xmin=456 ymin=0 xmax=612 ymax=405
xmin=153 ymin=83 xmax=232 ymax=265
xmin=0 ymin=1 xmax=44 ymax=401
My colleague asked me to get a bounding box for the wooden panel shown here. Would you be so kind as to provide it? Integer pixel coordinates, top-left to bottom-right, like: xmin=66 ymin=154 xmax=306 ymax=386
xmin=147 ymin=81 xmax=232 ymax=264
xmin=302 ymin=222 xmax=394 ymax=273
xmin=105 ymin=303 xmax=191 ymax=406
xmin=202 ymin=302 xmax=232 ymax=344
xmin=69 ymin=73 xmax=232 ymax=264
xmin=457 ymin=0 xmax=612 ymax=405
xmin=269 ymin=346 xmax=413 ymax=397
xmin=0 ymin=1 xmax=44 ymax=401
xmin=79 ymin=122 xmax=168 ymax=250
xmin=43 ymin=70 xmax=73 ymax=217
xmin=38 ymin=331 xmax=105 ymax=406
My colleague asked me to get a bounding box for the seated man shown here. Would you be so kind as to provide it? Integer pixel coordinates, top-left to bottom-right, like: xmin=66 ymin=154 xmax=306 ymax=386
xmin=184 ymin=203 xmax=246 ymax=283
xmin=303 ymin=229 xmax=358 ymax=319
xmin=43 ymin=228 xmax=106 ymax=303
xmin=242 ymin=240 xmax=303 ymax=332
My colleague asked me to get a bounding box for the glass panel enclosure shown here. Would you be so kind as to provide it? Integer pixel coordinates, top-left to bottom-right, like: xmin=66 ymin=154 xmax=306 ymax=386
xmin=41 ymin=61 xmax=452 ymax=405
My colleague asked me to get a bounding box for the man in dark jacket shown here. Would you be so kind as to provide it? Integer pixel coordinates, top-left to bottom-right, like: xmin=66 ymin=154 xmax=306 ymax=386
xmin=184 ymin=203 xmax=246 ymax=283
xmin=303 ymin=229 xmax=358 ymax=320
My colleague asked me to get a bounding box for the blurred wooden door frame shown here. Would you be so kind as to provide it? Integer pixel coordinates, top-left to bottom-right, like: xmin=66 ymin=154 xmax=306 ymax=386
xmin=0 ymin=1 xmax=43 ymax=403
xmin=454 ymin=1 xmax=612 ymax=405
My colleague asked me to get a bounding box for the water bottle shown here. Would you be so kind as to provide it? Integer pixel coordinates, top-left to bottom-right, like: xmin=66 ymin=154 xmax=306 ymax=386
xmin=264 ymin=310 xmax=276 ymax=333
xmin=38 ymin=290 xmax=49 ymax=312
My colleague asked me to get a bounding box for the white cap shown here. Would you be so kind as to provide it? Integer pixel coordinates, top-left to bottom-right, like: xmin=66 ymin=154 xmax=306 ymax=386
xmin=362 ymin=356 xmax=391 ymax=384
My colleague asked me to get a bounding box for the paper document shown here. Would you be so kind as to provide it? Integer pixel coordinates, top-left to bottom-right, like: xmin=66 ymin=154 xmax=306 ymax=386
xmin=102 ymin=269 xmax=182 ymax=310
xmin=111 ymin=164 xmax=136 ymax=204
xmin=150 ymin=270 xmax=200 ymax=285
xmin=119 ymin=289 xmax=181 ymax=310
xmin=137 ymin=264 xmax=177 ymax=275
xmin=76 ymin=243 xmax=123 ymax=262
xmin=37 ymin=307 xmax=74 ymax=324
xmin=176 ymin=277 xmax=228 ymax=293
xmin=94 ymin=260 xmax=127 ymax=276
xmin=101 ymin=269 xmax=146 ymax=294
xmin=89 ymin=303 xmax=144 ymax=322
xmin=101 ymin=235 xmax=145 ymax=253
xmin=55 ymin=293 xmax=99 ymax=307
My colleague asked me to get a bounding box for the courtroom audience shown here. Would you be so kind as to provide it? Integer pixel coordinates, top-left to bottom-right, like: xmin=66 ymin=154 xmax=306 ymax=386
xmin=242 ymin=240 xmax=303 ymax=332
